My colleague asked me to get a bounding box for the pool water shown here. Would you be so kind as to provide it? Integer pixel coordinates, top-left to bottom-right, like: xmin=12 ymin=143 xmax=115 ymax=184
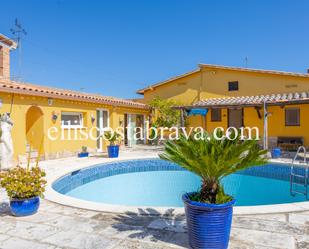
xmin=65 ymin=166 xmax=307 ymax=207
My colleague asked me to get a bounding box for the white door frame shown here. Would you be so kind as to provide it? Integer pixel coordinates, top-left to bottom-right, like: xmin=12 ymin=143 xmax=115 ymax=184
xmin=97 ymin=109 xmax=110 ymax=152
xmin=143 ymin=114 xmax=147 ymax=144
xmin=126 ymin=113 xmax=134 ymax=147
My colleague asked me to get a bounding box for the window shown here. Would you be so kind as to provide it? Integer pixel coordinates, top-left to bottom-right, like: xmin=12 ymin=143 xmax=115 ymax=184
xmin=285 ymin=108 xmax=300 ymax=126
xmin=228 ymin=81 xmax=239 ymax=91
xmin=61 ymin=112 xmax=83 ymax=128
xmin=211 ymin=109 xmax=221 ymax=122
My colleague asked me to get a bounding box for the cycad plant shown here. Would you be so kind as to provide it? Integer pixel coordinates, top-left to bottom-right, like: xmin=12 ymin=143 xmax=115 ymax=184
xmin=104 ymin=131 xmax=121 ymax=146
xmin=159 ymin=131 xmax=267 ymax=204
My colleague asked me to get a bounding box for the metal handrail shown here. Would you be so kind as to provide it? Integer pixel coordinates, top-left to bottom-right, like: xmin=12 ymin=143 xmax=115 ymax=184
xmin=290 ymin=146 xmax=308 ymax=198
xmin=292 ymin=146 xmax=307 ymax=165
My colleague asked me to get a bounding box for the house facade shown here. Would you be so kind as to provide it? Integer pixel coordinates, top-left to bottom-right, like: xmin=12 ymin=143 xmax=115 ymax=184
xmin=0 ymin=34 xmax=149 ymax=162
xmin=137 ymin=64 xmax=309 ymax=148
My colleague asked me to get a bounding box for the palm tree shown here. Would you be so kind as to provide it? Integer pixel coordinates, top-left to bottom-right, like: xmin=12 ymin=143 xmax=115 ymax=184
xmin=159 ymin=131 xmax=267 ymax=204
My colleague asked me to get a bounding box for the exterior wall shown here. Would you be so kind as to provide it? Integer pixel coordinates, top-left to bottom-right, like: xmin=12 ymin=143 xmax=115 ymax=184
xmin=142 ymin=68 xmax=309 ymax=105
xmin=198 ymin=104 xmax=309 ymax=147
xmin=141 ymin=67 xmax=309 ymax=147
xmin=0 ymin=92 xmax=149 ymax=161
xmin=200 ymin=68 xmax=309 ymax=99
xmin=142 ymin=72 xmax=202 ymax=104
xmin=0 ymin=46 xmax=10 ymax=79
xmin=267 ymin=105 xmax=309 ymax=146
xmin=206 ymin=109 xmax=228 ymax=132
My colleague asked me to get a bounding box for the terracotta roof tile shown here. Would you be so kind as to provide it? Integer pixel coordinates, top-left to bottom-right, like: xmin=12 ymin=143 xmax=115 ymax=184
xmin=193 ymin=92 xmax=309 ymax=107
xmin=137 ymin=64 xmax=309 ymax=94
xmin=199 ymin=64 xmax=309 ymax=78
xmin=0 ymin=33 xmax=17 ymax=49
xmin=0 ymin=79 xmax=149 ymax=109
xmin=136 ymin=69 xmax=200 ymax=94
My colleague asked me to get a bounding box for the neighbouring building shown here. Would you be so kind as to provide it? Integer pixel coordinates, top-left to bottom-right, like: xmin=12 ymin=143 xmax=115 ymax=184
xmin=0 ymin=34 xmax=149 ymax=163
xmin=137 ymin=64 xmax=309 ymax=149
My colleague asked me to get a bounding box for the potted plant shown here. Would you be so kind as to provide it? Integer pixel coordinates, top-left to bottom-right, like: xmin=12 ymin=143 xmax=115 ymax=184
xmin=104 ymin=130 xmax=121 ymax=158
xmin=78 ymin=146 xmax=89 ymax=158
xmin=0 ymin=166 xmax=47 ymax=216
xmin=159 ymin=131 xmax=267 ymax=249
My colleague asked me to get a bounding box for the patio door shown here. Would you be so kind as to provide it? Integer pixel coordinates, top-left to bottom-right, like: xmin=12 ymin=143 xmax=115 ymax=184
xmin=124 ymin=114 xmax=146 ymax=147
xmin=96 ymin=109 xmax=109 ymax=151
xmin=228 ymin=108 xmax=243 ymax=128
xmin=136 ymin=114 xmax=145 ymax=144
xmin=126 ymin=114 xmax=136 ymax=147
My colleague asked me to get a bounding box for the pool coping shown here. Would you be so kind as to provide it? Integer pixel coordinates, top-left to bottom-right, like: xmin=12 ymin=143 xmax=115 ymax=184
xmin=44 ymin=156 xmax=309 ymax=216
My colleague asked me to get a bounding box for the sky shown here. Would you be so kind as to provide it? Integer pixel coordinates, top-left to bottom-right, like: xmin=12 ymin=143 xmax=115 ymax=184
xmin=1 ymin=0 xmax=309 ymax=99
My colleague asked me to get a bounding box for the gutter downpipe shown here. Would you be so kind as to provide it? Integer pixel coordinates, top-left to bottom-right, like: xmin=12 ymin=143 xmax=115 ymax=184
xmin=263 ymin=101 xmax=268 ymax=150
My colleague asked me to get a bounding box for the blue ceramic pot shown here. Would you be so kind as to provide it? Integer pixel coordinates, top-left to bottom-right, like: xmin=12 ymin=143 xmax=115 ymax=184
xmin=271 ymin=148 xmax=281 ymax=158
xmin=10 ymin=196 xmax=40 ymax=216
xmin=78 ymin=152 xmax=89 ymax=158
xmin=183 ymin=193 xmax=236 ymax=249
xmin=107 ymin=145 xmax=119 ymax=158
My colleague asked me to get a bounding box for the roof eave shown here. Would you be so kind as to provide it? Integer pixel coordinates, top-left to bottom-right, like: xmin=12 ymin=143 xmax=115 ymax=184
xmin=136 ymin=69 xmax=200 ymax=94
xmin=198 ymin=63 xmax=309 ymax=78
xmin=0 ymin=34 xmax=17 ymax=49
xmin=0 ymin=80 xmax=149 ymax=110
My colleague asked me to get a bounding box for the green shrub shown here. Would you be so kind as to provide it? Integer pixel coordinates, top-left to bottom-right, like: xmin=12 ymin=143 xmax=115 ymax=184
xmin=0 ymin=166 xmax=47 ymax=199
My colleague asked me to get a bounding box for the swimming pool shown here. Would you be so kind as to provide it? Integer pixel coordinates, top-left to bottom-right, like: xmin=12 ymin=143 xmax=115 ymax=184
xmin=52 ymin=159 xmax=308 ymax=207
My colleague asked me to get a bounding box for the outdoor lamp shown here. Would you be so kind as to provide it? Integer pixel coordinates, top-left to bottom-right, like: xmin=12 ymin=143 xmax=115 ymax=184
xmin=52 ymin=111 xmax=58 ymax=121
xmin=91 ymin=114 xmax=95 ymax=124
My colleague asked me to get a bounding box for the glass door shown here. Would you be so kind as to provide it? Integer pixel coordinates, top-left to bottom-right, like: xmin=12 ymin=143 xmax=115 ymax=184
xmin=125 ymin=113 xmax=146 ymax=146
xmin=96 ymin=109 xmax=109 ymax=151
xmin=136 ymin=114 xmax=145 ymax=144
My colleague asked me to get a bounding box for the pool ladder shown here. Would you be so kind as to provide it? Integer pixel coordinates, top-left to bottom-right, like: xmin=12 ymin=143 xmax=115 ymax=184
xmin=290 ymin=146 xmax=309 ymax=199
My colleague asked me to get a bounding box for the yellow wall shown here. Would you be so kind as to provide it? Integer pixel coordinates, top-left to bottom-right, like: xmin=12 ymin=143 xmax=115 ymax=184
xmin=0 ymin=92 xmax=149 ymax=160
xmin=206 ymin=109 xmax=228 ymax=132
xmin=142 ymin=68 xmax=309 ymax=105
xmin=26 ymin=106 xmax=44 ymax=152
xmin=192 ymin=105 xmax=309 ymax=146
xmin=267 ymin=105 xmax=309 ymax=146
xmin=142 ymin=71 xmax=202 ymax=104
xmin=141 ymin=67 xmax=309 ymax=147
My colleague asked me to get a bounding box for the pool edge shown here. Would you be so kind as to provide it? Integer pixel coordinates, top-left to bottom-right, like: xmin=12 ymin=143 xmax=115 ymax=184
xmin=45 ymin=157 xmax=309 ymax=216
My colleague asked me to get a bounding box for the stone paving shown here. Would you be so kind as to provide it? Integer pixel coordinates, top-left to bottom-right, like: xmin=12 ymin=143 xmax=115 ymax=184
xmin=0 ymin=146 xmax=308 ymax=249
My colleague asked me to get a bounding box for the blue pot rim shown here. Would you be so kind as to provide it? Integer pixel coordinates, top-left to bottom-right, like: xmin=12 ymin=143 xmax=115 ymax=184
xmin=108 ymin=145 xmax=119 ymax=148
xmin=10 ymin=196 xmax=40 ymax=202
xmin=182 ymin=192 xmax=236 ymax=210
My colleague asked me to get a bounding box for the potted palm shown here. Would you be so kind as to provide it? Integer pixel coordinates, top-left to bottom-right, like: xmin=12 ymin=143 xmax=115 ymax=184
xmin=104 ymin=130 xmax=121 ymax=158
xmin=159 ymin=131 xmax=267 ymax=249
xmin=0 ymin=166 xmax=46 ymax=216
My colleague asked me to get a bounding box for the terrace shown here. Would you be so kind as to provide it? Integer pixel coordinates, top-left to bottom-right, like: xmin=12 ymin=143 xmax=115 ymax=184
xmin=0 ymin=146 xmax=308 ymax=249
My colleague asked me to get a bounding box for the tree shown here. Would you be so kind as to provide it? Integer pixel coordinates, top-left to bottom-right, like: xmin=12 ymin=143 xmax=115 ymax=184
xmin=149 ymin=97 xmax=180 ymax=128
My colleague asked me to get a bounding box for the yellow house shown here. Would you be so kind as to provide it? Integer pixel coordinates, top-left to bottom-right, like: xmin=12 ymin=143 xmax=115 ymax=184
xmin=0 ymin=34 xmax=149 ymax=162
xmin=137 ymin=64 xmax=309 ymax=148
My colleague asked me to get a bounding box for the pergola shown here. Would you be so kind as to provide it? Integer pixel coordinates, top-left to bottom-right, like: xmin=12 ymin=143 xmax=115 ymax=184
xmin=176 ymin=92 xmax=309 ymax=150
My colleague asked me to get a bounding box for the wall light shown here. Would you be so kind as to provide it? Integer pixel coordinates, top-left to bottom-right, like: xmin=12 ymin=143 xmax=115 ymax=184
xmin=52 ymin=111 xmax=58 ymax=121
xmin=91 ymin=114 xmax=95 ymax=124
